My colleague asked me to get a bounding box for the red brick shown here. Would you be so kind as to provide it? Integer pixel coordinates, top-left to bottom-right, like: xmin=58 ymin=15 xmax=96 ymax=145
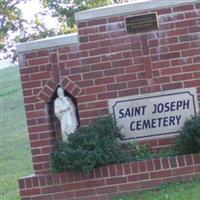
xmin=160 ymin=52 xmax=180 ymax=60
xmin=172 ymin=73 xmax=193 ymax=81
xmin=161 ymin=67 xmax=181 ymax=75
xmin=79 ymin=110 xmax=98 ymax=118
xmin=78 ymin=21 xmax=87 ymax=28
xmin=153 ymin=76 xmax=170 ymax=84
xmin=180 ymin=34 xmax=200 ymax=42
xmin=87 ymin=18 xmax=107 ymax=26
xmin=160 ymin=37 xmax=178 ymax=45
xmin=128 ymin=80 xmax=147 ymax=88
xmin=79 ymin=36 xmax=89 ymax=43
xmin=108 ymin=165 xmax=116 ymax=177
xmin=173 ymin=4 xmax=194 ymax=12
xmin=106 ymin=177 xmax=127 ymax=185
xmin=101 ymin=166 xmax=109 ymax=177
xmin=25 ymin=52 xmax=37 ymax=59
xmin=131 ymin=162 xmax=139 ymax=173
xmin=150 ymin=170 xmax=172 ymax=179
xmin=172 ymin=166 xmax=194 ymax=176
xmin=108 ymin=16 xmax=124 ymax=23
xmin=83 ymin=71 xmax=103 ymax=80
xmin=77 ymin=94 xmax=97 ymax=103
xmin=107 ymin=82 xmax=127 ymax=91
xmin=162 ymin=82 xmax=183 ymax=91
xmin=62 ymin=182 xmax=83 ymax=191
xmin=90 ymin=47 xmax=110 ymax=56
xmin=176 ymin=19 xmax=196 ymax=28
xmin=118 ymin=182 xmax=141 ymax=192
xmin=116 ymin=74 xmax=136 ymax=82
xmin=53 ymin=191 xmax=74 ymax=200
xmin=22 ymin=81 xmax=41 ymax=89
xmin=128 ymin=173 xmax=149 ymax=182
xmin=20 ymin=188 xmax=41 ymax=197
xmin=157 ymin=7 xmax=172 ymax=15
xmin=119 ymin=88 xmax=139 ymax=97
xmin=29 ymin=58 xmax=48 ymax=66
xmin=76 ymin=189 xmax=96 ymax=197
xmin=110 ymin=43 xmax=130 ymax=53
xmin=95 ymin=77 xmax=115 ymax=85
xmin=84 ymin=179 xmax=105 ymax=188
xmin=140 ymin=179 xmax=162 ymax=189
xmin=38 ymin=50 xmax=49 ymax=57
xmin=66 ymin=59 xmax=80 ymax=67
xmin=177 ymin=155 xmax=185 ymax=167
xmin=80 ymin=42 xmax=99 ymax=50
xmin=189 ymin=26 xmax=200 ymax=34
xmin=97 ymin=91 xmax=118 ymax=100
xmin=182 ymin=48 xmax=200 ymax=57
xmin=104 ymin=68 xmax=124 ymax=76
xmin=146 ymin=160 xmax=154 ymax=171
xmin=138 ymin=161 xmax=146 ymax=172
xmin=70 ymin=65 xmax=90 ymax=74
xmin=112 ymin=59 xmax=132 ymax=68
xmin=89 ymin=33 xmax=108 ymax=41
xmin=85 ymin=85 xmax=106 ymax=94
xmin=182 ymin=64 xmax=200 ymax=72
xmin=185 ymin=154 xmax=193 ymax=165
xmin=193 ymin=154 xmax=200 ymax=164
xmin=91 ymin=62 xmax=111 ymax=71
xmin=184 ymin=79 xmax=200 ymax=87
xmin=77 ymin=80 xmax=94 ymax=88
xmin=96 ymin=186 xmax=118 ymax=194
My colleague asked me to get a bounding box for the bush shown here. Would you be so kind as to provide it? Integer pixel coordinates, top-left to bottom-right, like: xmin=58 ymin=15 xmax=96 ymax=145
xmin=51 ymin=116 xmax=132 ymax=173
xmin=175 ymin=115 xmax=200 ymax=154
xmin=128 ymin=141 xmax=151 ymax=160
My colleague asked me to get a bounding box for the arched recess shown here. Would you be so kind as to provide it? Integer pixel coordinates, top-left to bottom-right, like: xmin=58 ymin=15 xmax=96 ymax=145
xmin=37 ymin=77 xmax=81 ymax=139
xmin=37 ymin=77 xmax=81 ymax=103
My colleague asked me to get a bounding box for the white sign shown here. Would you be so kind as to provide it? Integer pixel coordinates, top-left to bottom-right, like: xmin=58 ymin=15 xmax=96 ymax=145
xmin=109 ymin=88 xmax=199 ymax=141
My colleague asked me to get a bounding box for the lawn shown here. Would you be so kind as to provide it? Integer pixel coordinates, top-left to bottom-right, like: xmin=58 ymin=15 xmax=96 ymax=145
xmin=0 ymin=66 xmax=199 ymax=200
xmin=115 ymin=178 xmax=200 ymax=200
xmin=0 ymin=66 xmax=33 ymax=200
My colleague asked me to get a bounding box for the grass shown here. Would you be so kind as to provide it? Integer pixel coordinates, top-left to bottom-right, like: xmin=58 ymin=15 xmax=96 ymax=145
xmin=114 ymin=178 xmax=200 ymax=200
xmin=0 ymin=66 xmax=199 ymax=200
xmin=0 ymin=66 xmax=33 ymax=200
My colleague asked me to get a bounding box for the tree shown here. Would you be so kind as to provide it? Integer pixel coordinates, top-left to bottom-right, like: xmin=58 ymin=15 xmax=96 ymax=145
xmin=0 ymin=0 xmax=27 ymax=49
xmin=41 ymin=0 xmax=113 ymax=29
xmin=0 ymin=0 xmax=57 ymax=61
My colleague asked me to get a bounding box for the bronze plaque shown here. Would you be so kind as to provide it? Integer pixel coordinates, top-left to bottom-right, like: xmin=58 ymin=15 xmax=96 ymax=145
xmin=125 ymin=13 xmax=158 ymax=34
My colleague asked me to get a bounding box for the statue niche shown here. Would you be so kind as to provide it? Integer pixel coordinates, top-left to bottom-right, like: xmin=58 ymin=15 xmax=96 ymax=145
xmin=54 ymin=86 xmax=78 ymax=142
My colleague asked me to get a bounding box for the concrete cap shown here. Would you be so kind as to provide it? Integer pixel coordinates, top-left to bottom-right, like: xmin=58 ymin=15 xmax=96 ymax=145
xmin=75 ymin=0 xmax=198 ymax=21
xmin=16 ymin=33 xmax=78 ymax=53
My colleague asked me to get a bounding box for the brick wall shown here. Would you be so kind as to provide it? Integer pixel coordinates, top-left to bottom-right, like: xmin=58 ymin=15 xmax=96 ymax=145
xmin=18 ymin=1 xmax=200 ymax=175
xmin=19 ymin=153 xmax=200 ymax=200
xmin=17 ymin=0 xmax=200 ymax=199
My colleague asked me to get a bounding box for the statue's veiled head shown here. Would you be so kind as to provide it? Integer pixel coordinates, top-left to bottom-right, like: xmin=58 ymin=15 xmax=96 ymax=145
xmin=57 ymin=87 xmax=65 ymax=98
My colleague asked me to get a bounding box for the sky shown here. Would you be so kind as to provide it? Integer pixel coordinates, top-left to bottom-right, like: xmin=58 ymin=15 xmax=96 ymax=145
xmin=17 ymin=0 xmax=58 ymax=29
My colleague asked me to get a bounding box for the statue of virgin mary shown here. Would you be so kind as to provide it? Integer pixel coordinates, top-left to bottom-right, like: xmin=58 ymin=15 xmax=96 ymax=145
xmin=54 ymin=87 xmax=78 ymax=142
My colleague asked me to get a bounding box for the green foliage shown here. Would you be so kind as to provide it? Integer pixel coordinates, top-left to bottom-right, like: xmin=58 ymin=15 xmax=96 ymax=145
xmin=51 ymin=116 xmax=131 ymax=173
xmin=0 ymin=67 xmax=33 ymax=200
xmin=128 ymin=141 xmax=176 ymax=160
xmin=0 ymin=0 xmax=24 ymax=49
xmin=175 ymin=115 xmax=200 ymax=154
xmin=114 ymin=178 xmax=200 ymax=200
xmin=128 ymin=141 xmax=151 ymax=160
xmin=42 ymin=0 xmax=113 ymax=28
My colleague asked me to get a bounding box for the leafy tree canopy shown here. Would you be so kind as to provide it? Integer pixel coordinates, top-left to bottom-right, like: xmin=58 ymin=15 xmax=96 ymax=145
xmin=41 ymin=0 xmax=113 ymax=28
xmin=0 ymin=0 xmax=25 ymax=49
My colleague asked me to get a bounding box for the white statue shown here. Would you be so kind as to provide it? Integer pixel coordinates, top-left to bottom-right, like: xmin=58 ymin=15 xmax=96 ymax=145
xmin=54 ymin=87 xmax=78 ymax=142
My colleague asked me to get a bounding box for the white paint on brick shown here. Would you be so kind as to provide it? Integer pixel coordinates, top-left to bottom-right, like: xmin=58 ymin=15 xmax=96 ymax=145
xmin=75 ymin=0 xmax=198 ymax=21
xmin=16 ymin=33 xmax=78 ymax=53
